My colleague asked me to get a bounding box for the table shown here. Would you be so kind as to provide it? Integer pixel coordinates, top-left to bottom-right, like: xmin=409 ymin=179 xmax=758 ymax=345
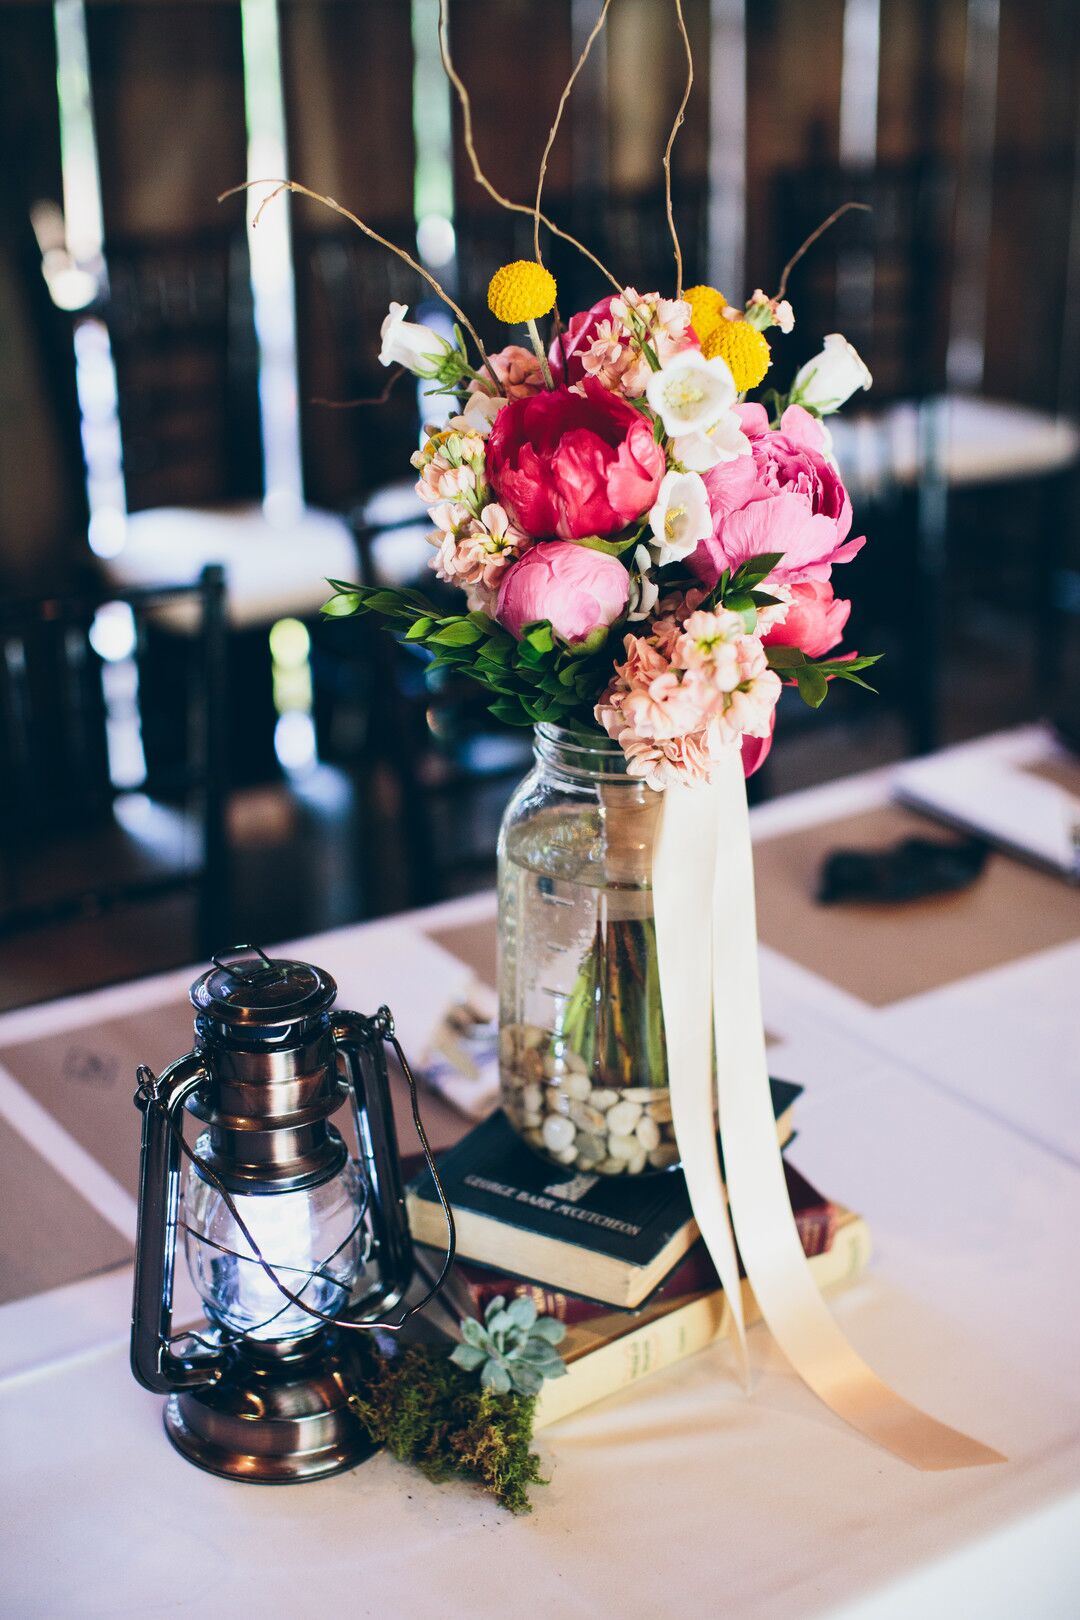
xmin=1 ymin=725 xmax=1078 ymax=1619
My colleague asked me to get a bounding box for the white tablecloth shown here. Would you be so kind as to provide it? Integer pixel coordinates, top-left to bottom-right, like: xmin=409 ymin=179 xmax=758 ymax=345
xmin=1 ymin=726 xmax=1078 ymax=1619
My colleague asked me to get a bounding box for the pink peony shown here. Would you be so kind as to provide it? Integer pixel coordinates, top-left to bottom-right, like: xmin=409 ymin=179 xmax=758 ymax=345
xmin=764 ymin=579 xmax=850 ymax=659
xmin=470 ymin=344 xmax=545 ymax=400
xmin=496 ymin=540 xmax=630 ymax=643
xmin=689 ymin=403 xmax=864 ymax=588
xmin=486 ymin=380 xmax=665 ymax=540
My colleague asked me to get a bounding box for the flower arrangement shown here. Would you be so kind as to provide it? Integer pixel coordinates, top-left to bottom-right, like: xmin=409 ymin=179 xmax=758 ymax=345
xmin=232 ymin=0 xmax=879 ymax=787
xmin=324 ymin=255 xmax=879 ymax=789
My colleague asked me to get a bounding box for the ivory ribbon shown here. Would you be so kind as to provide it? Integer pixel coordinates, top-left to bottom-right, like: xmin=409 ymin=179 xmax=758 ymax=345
xmin=653 ymin=749 xmax=1005 ymax=1470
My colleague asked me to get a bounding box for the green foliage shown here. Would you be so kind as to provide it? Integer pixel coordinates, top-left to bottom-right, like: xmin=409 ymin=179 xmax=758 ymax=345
xmin=765 ymin=643 xmax=882 ymax=709
xmin=321 ymin=579 xmax=618 ymax=730
xmin=347 ymin=1337 xmax=547 ymax=1514
xmin=450 ymin=1295 xmax=568 ymax=1397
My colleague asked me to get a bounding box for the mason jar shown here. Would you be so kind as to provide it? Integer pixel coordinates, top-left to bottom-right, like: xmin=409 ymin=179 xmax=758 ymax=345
xmin=497 ymin=723 xmax=677 ymax=1176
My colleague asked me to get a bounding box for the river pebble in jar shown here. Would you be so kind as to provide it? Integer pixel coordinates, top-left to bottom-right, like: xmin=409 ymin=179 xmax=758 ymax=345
xmin=499 ymin=1022 xmax=678 ymax=1175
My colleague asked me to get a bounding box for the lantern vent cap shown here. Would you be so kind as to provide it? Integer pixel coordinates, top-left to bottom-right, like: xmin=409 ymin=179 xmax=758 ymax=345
xmin=191 ymin=946 xmax=338 ymax=1029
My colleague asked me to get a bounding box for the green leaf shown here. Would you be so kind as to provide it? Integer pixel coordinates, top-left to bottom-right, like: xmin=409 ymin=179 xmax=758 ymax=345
xmin=524 ymin=621 xmax=555 ymax=655
xmin=530 ymin=1317 xmax=567 ymax=1345
xmin=510 ymin=1365 xmax=544 ymax=1397
xmin=765 ymin=645 xmax=806 ymax=669
xmin=508 ymin=1289 xmax=540 ymax=1328
xmin=428 ymin=619 xmax=483 ymax=646
xmin=460 ymin=1317 xmax=487 ymax=1349
xmin=796 ymin=665 xmax=829 ymax=708
xmin=404 ymin=617 xmax=435 ymax=640
xmin=321 ymin=593 xmax=361 ymax=617
xmin=728 ymin=552 xmax=784 ymax=591
xmin=449 ymin=1343 xmax=487 ymax=1372
xmin=480 ymin=1359 xmax=512 ymax=1395
xmin=571 ymin=531 xmax=639 ymax=557
xmin=830 ymin=671 xmax=879 ymax=693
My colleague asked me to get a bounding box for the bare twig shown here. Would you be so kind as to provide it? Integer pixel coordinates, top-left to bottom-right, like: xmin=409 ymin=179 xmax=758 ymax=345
xmin=774 ymin=201 xmax=872 ymax=301
xmin=664 ymin=0 xmax=694 ymax=300
xmin=436 ymin=0 xmax=621 ymax=293
xmin=309 ymin=366 xmax=406 ymax=409
xmin=218 ymin=178 xmax=500 ymax=389
xmin=533 ymin=0 xmax=614 ymax=266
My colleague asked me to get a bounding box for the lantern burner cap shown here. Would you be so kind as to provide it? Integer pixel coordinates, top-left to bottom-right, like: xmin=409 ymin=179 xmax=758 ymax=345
xmin=191 ymin=945 xmax=338 ymax=1030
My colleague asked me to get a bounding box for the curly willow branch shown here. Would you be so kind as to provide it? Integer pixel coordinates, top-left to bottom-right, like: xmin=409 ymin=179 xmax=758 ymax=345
xmin=664 ymin=0 xmax=694 ymax=300
xmin=218 ymin=178 xmax=500 ymax=387
xmin=533 ymin=0 xmax=614 ymax=266
xmin=775 ymin=201 xmax=872 ymax=301
xmin=436 ymin=0 xmax=621 ymax=293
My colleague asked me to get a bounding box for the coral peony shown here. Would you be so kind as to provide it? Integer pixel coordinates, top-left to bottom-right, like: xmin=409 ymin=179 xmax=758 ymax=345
xmin=689 ymin=403 xmax=864 ymax=588
xmin=486 ymin=380 xmax=665 ymax=540
xmin=470 ymin=344 xmax=545 ymax=401
xmin=496 ymin=540 xmax=630 ymax=644
xmin=763 ymin=579 xmax=850 ymax=659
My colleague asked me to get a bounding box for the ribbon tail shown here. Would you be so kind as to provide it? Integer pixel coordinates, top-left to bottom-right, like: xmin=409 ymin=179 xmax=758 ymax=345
xmin=654 ymin=780 xmax=748 ymax=1380
xmin=707 ymin=746 xmax=1004 ymax=1470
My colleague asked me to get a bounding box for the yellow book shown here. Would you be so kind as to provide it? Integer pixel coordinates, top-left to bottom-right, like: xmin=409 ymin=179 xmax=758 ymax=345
xmin=534 ymin=1209 xmax=872 ymax=1429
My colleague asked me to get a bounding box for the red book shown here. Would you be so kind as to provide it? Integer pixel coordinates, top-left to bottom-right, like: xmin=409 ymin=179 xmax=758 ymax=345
xmin=413 ymin=1159 xmax=837 ymax=1329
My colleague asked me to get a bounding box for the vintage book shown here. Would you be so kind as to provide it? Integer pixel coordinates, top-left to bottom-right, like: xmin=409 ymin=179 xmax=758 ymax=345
xmin=406 ymin=1082 xmax=802 ymax=1308
xmin=415 ymin=1160 xmax=835 ymax=1329
xmin=533 ymin=1207 xmax=872 ymax=1429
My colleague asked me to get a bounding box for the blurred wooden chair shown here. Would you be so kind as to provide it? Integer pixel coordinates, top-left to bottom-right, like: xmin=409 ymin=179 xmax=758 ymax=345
xmin=0 ymin=565 xmax=229 ymax=961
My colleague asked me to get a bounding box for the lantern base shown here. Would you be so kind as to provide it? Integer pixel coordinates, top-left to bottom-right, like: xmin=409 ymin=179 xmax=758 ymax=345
xmin=164 ymin=1336 xmax=378 ymax=1483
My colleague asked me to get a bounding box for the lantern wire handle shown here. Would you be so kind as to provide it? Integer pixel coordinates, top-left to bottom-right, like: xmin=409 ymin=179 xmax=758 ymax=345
xmin=135 ymin=1011 xmax=456 ymax=1338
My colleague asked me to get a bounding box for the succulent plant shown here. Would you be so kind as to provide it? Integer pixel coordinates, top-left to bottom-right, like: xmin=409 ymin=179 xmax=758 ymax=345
xmin=450 ymin=1295 xmax=568 ymax=1397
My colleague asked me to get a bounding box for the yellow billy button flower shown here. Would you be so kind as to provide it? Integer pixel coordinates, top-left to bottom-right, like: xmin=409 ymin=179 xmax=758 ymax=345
xmin=487 ymin=260 xmax=557 ymax=324
xmin=701 ymin=319 xmax=772 ymax=391
xmin=683 ymin=284 xmax=727 ymax=339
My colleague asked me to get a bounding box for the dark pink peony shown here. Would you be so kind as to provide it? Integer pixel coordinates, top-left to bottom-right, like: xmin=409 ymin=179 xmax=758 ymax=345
xmin=496 ymin=540 xmax=630 ymax=643
xmin=689 ymin=403 xmax=865 ymax=588
xmin=486 ymin=379 xmax=665 ymax=540
xmin=765 ymin=579 xmax=851 ymax=659
xmin=741 ymin=713 xmax=776 ymax=778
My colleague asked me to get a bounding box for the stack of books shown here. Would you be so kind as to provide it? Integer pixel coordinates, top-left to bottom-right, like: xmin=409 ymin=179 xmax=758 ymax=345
xmin=406 ymin=1083 xmax=871 ymax=1429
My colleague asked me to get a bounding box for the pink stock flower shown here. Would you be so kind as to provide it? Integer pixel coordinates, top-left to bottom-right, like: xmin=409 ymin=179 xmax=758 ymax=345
xmin=689 ymin=403 xmax=865 ymax=589
xmin=763 ymin=578 xmax=850 ymax=659
xmin=549 ymin=291 xmax=698 ymax=397
xmin=486 ymin=380 xmax=665 ymax=540
xmin=430 ymin=501 xmax=529 ymax=593
xmin=470 ymin=344 xmax=545 ymax=400
xmin=495 ymin=539 xmax=630 ymax=644
xmin=595 ymin=604 xmax=782 ymax=791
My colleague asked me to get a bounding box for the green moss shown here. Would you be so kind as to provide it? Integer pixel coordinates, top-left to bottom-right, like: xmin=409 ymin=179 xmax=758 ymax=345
xmin=348 ymin=1339 xmax=546 ymax=1514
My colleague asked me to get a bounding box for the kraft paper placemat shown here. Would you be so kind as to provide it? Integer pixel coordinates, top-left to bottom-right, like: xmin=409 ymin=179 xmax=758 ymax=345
xmin=424 ymin=917 xmax=498 ymax=989
xmin=0 ymin=1000 xmax=198 ymax=1200
xmin=0 ymin=1116 xmax=132 ymax=1306
xmin=0 ymin=990 xmax=468 ymax=1214
xmin=754 ymin=804 xmax=1080 ymax=1007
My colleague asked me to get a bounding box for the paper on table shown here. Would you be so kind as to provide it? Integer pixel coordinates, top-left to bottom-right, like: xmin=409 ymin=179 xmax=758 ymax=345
xmin=893 ymin=754 xmax=1079 ymax=878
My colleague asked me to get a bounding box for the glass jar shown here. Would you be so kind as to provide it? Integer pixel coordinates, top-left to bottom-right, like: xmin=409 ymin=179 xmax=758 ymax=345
xmin=497 ymin=723 xmax=676 ymax=1176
